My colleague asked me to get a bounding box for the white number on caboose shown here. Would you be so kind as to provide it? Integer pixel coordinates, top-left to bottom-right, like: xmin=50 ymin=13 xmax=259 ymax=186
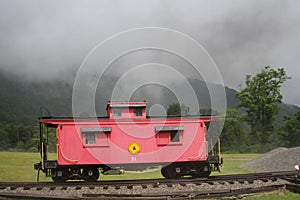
xmin=131 ymin=157 xmax=137 ymax=161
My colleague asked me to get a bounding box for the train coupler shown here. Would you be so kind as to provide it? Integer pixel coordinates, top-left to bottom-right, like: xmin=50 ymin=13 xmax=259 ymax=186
xmin=34 ymin=162 xmax=42 ymax=170
xmin=208 ymin=155 xmax=223 ymax=172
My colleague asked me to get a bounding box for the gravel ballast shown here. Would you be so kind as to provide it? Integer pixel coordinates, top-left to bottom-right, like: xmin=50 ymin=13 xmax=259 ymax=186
xmin=241 ymin=147 xmax=300 ymax=172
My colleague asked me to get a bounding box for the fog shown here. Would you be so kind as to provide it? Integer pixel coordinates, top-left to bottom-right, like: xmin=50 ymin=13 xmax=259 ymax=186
xmin=0 ymin=0 xmax=299 ymax=106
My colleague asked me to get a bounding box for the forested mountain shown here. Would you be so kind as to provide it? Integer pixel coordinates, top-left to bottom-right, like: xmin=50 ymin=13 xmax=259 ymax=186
xmin=0 ymin=71 xmax=72 ymax=125
xmin=0 ymin=70 xmax=298 ymax=126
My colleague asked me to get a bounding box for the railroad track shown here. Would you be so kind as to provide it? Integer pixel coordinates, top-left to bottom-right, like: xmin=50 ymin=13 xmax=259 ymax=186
xmin=0 ymin=170 xmax=298 ymax=199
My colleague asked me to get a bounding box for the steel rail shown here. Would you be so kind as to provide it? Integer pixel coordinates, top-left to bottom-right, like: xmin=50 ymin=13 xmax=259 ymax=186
xmin=0 ymin=170 xmax=298 ymax=199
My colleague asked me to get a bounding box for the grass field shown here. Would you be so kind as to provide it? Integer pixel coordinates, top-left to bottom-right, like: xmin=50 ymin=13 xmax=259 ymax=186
xmin=0 ymin=152 xmax=259 ymax=182
xmin=245 ymin=191 xmax=300 ymax=200
xmin=212 ymin=153 xmax=260 ymax=175
xmin=0 ymin=152 xmax=51 ymax=182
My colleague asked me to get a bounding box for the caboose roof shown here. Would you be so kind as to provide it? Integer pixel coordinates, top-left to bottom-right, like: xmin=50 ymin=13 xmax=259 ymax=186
xmin=106 ymin=101 xmax=147 ymax=110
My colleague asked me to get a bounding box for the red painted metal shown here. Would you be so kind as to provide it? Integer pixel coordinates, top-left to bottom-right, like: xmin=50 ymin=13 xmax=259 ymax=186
xmin=40 ymin=101 xmax=216 ymax=167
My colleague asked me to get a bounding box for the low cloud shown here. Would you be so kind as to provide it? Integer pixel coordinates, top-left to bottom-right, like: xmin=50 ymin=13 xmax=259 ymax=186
xmin=0 ymin=0 xmax=299 ymax=105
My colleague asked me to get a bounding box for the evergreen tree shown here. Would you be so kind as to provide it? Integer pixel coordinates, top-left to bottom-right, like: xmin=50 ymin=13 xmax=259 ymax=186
xmin=167 ymin=103 xmax=188 ymax=116
xmin=236 ymin=66 xmax=290 ymax=152
xmin=221 ymin=109 xmax=246 ymax=153
xmin=280 ymin=110 xmax=300 ymax=147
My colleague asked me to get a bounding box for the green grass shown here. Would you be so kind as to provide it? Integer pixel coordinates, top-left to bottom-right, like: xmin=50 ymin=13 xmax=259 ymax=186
xmin=211 ymin=153 xmax=262 ymax=175
xmin=245 ymin=191 xmax=300 ymax=200
xmin=0 ymin=152 xmax=53 ymax=182
xmin=222 ymin=153 xmax=261 ymax=159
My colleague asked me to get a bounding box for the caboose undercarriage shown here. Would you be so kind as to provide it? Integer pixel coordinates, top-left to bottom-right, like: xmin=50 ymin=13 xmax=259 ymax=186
xmin=35 ymin=156 xmax=222 ymax=182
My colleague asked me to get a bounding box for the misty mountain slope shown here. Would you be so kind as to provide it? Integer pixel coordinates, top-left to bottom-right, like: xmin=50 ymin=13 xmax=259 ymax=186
xmin=0 ymin=72 xmax=73 ymax=124
xmin=0 ymin=71 xmax=298 ymax=125
xmin=95 ymin=76 xmax=234 ymax=115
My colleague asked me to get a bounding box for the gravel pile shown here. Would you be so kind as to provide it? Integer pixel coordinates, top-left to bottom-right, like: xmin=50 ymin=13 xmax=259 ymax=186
xmin=241 ymin=147 xmax=300 ymax=172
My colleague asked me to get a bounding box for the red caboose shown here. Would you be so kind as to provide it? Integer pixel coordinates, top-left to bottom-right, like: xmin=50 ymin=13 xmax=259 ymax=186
xmin=34 ymin=101 xmax=222 ymax=182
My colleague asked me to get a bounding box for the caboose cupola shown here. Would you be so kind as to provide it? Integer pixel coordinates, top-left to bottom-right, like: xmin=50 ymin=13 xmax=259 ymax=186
xmin=106 ymin=101 xmax=147 ymax=119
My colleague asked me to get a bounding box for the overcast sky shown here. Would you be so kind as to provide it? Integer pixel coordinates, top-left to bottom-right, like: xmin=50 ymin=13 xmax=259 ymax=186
xmin=0 ymin=0 xmax=299 ymax=106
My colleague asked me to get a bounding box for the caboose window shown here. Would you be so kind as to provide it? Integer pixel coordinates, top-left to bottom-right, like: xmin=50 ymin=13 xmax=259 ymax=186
xmin=170 ymin=131 xmax=180 ymax=142
xmin=134 ymin=108 xmax=142 ymax=116
xmin=85 ymin=133 xmax=95 ymax=144
xmin=81 ymin=127 xmax=112 ymax=147
xmin=112 ymin=108 xmax=122 ymax=116
xmin=155 ymin=126 xmax=183 ymax=145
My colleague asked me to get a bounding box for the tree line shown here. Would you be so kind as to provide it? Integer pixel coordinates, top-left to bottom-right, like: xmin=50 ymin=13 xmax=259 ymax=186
xmin=0 ymin=122 xmax=57 ymax=152
xmin=0 ymin=122 xmax=39 ymax=151
xmin=167 ymin=66 xmax=300 ymax=153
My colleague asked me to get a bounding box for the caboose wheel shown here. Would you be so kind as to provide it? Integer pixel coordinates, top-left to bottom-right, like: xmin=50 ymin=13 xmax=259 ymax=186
xmin=190 ymin=163 xmax=211 ymax=178
xmin=51 ymin=176 xmax=65 ymax=182
xmin=51 ymin=167 xmax=69 ymax=182
xmin=166 ymin=167 xmax=181 ymax=179
xmin=84 ymin=168 xmax=99 ymax=182
xmin=161 ymin=165 xmax=181 ymax=179
xmin=161 ymin=167 xmax=168 ymax=178
xmin=192 ymin=171 xmax=211 ymax=178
